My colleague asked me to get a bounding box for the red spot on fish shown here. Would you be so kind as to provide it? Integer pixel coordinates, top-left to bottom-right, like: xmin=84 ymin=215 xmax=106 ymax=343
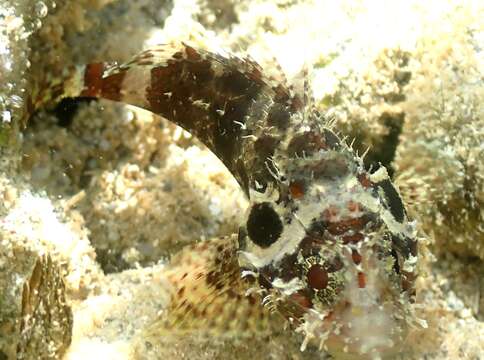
xmin=322 ymin=206 xmax=339 ymax=222
xmin=343 ymin=232 xmax=364 ymax=244
xmin=289 ymin=180 xmax=305 ymax=199
xmin=352 ymin=249 xmax=362 ymax=265
xmin=82 ymin=63 xmax=105 ymax=97
xmin=357 ymin=272 xmax=366 ymax=288
xmin=307 ymin=264 xmax=329 ymax=290
xmin=327 ymin=216 xmax=370 ymax=236
xmin=358 ymin=173 xmax=372 ymax=188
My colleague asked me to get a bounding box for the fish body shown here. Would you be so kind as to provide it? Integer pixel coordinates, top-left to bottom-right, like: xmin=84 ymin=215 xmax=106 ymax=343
xmin=29 ymin=42 xmax=418 ymax=358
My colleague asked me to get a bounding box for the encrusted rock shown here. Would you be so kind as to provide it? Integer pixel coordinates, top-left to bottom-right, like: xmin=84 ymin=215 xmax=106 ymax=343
xmin=0 ymin=251 xmax=72 ymax=359
xmin=395 ymin=7 xmax=484 ymax=260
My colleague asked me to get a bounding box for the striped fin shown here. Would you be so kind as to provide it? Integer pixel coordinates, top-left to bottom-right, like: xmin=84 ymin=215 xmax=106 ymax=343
xmin=142 ymin=235 xmax=281 ymax=340
xmin=73 ymin=42 xmax=305 ymax=196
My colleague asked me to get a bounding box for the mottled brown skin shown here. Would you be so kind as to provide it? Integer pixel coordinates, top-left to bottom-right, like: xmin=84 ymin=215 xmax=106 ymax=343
xmin=80 ymin=44 xmax=299 ymax=196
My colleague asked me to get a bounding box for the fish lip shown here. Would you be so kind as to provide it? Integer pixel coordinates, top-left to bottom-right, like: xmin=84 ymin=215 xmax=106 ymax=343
xmin=312 ymin=270 xmax=410 ymax=357
xmin=296 ymin=293 xmax=409 ymax=358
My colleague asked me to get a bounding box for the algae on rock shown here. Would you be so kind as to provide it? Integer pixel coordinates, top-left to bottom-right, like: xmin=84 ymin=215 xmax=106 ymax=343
xmin=395 ymin=7 xmax=484 ymax=260
xmin=0 ymin=230 xmax=72 ymax=359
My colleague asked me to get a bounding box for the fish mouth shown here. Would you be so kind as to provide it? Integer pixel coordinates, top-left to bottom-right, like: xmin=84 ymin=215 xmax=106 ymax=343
xmin=321 ymin=297 xmax=407 ymax=359
xmin=298 ymin=249 xmax=411 ymax=358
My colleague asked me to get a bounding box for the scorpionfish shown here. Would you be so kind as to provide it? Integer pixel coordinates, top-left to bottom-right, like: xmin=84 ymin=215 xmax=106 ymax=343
xmin=28 ymin=42 xmax=418 ymax=358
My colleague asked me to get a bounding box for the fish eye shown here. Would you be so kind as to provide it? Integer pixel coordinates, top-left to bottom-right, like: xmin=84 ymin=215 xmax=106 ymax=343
xmin=245 ymin=202 xmax=283 ymax=248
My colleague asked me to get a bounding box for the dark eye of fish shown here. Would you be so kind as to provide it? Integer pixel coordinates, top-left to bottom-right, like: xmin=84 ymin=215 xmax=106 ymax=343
xmin=246 ymin=202 xmax=283 ymax=248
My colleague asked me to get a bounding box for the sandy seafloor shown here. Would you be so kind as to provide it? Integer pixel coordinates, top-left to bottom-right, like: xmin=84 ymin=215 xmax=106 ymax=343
xmin=0 ymin=0 xmax=483 ymax=359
